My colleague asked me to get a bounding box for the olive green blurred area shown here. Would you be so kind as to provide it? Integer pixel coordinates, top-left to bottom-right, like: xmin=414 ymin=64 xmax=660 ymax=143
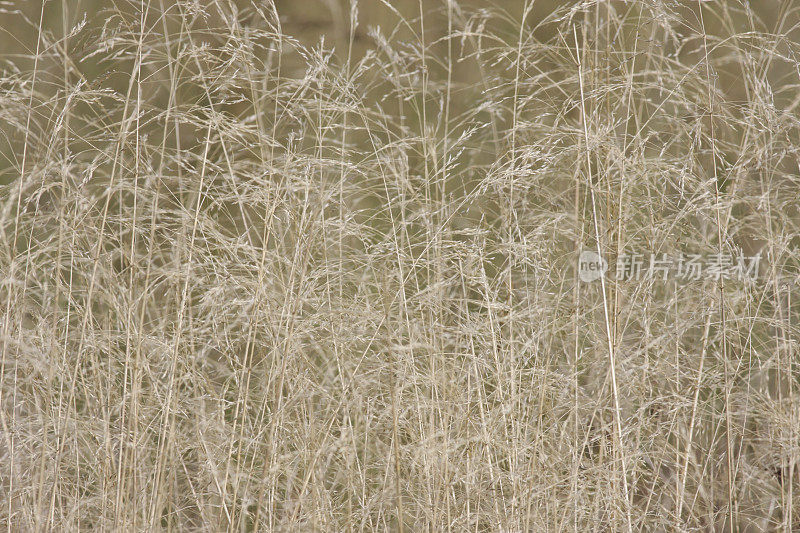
xmin=1 ymin=0 xmax=798 ymax=182
xmin=1 ymin=0 xmax=796 ymax=73
xmin=1 ymin=0 xmax=796 ymax=70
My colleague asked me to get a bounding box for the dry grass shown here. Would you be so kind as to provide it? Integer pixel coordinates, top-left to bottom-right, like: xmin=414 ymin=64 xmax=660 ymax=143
xmin=1 ymin=0 xmax=800 ymax=530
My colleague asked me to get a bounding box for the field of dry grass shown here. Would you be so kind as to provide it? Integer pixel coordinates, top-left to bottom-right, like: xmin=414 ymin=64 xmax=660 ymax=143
xmin=1 ymin=0 xmax=800 ymax=530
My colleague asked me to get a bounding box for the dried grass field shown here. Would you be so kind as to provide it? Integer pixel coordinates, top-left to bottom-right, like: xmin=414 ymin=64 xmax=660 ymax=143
xmin=1 ymin=0 xmax=800 ymax=531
